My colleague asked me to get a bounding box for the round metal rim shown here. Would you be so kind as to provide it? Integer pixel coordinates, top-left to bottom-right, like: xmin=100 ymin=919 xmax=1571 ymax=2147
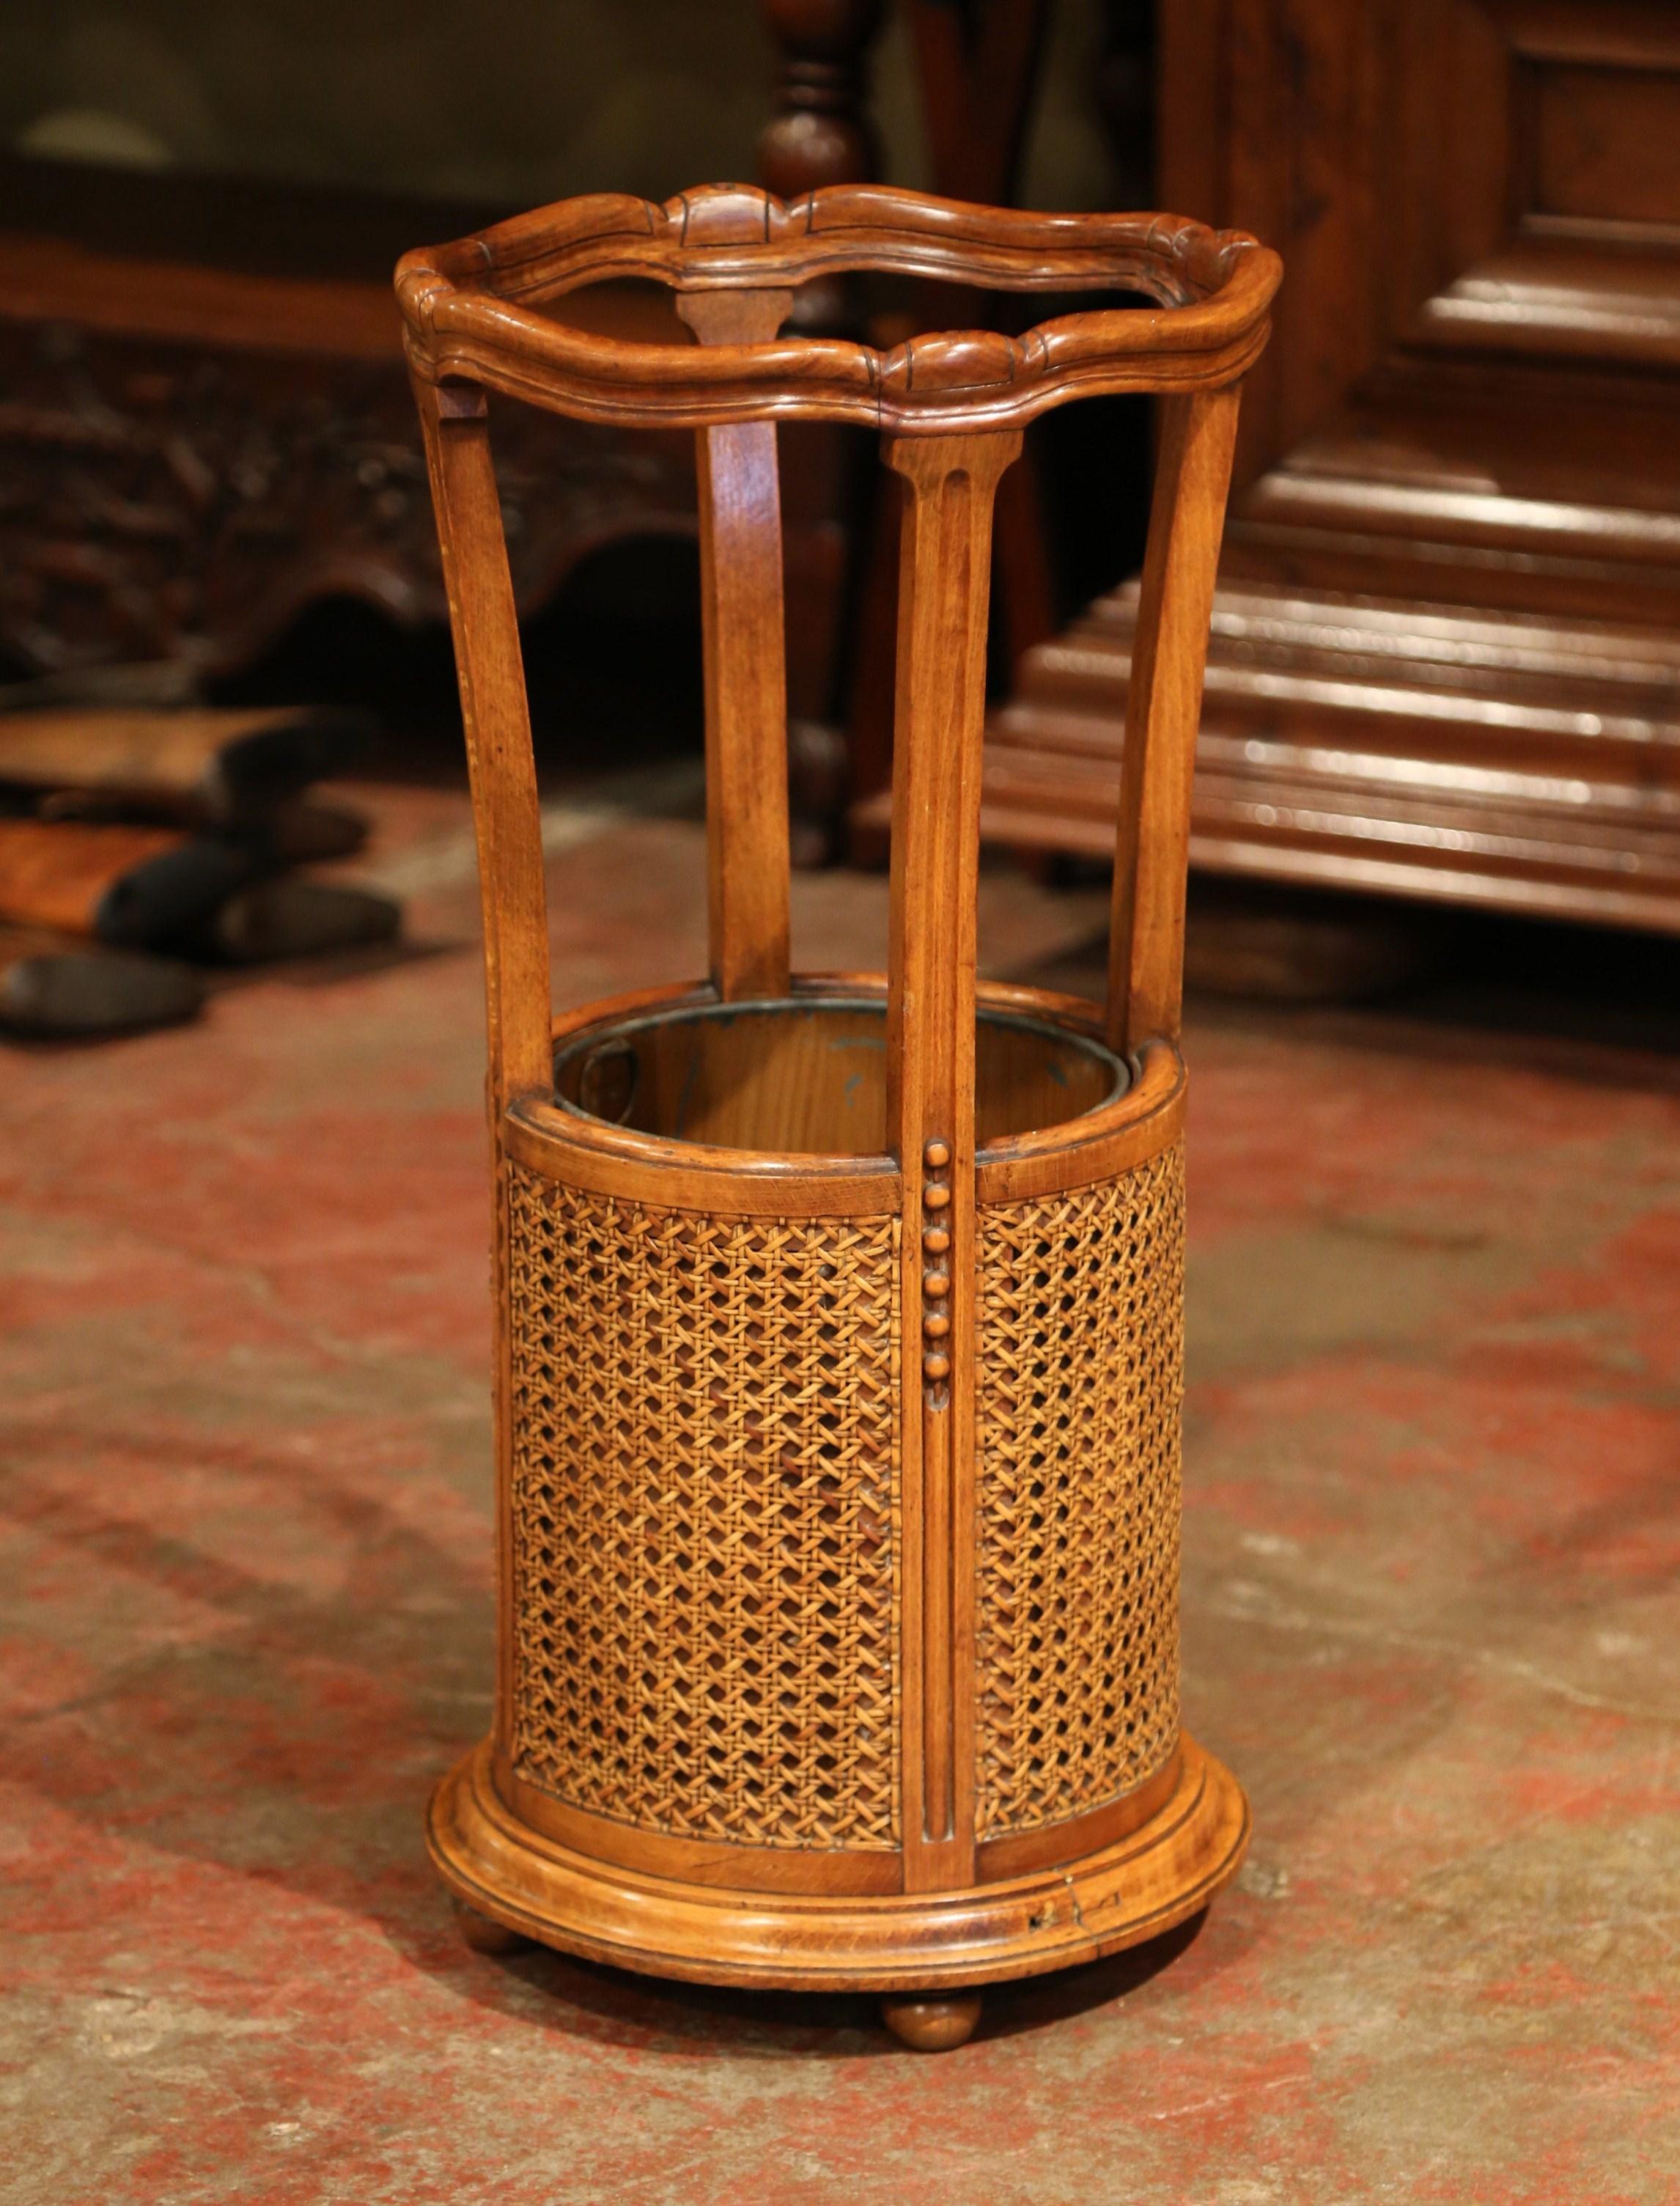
xmin=549 ymin=987 xmax=1130 ymax=1153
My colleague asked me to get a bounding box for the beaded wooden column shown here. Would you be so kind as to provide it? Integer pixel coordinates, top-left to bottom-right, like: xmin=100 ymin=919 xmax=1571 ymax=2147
xmin=399 ymin=183 xmax=1280 ymax=2051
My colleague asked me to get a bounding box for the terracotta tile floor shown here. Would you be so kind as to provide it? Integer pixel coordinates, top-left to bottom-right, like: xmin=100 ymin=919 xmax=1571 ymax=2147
xmin=4 ymin=776 xmax=1679 ymax=2203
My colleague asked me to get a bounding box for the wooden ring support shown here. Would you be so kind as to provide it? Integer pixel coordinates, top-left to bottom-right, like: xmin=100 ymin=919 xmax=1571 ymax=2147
xmin=400 ymin=183 xmax=1279 ymax=2051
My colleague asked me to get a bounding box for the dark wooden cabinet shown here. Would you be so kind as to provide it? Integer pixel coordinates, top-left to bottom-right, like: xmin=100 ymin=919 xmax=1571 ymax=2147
xmin=0 ymin=157 xmax=704 ymax=683
xmin=0 ymin=150 xmax=862 ymax=750
xmin=983 ymin=0 xmax=1680 ymax=931
xmin=0 ymin=0 xmax=894 ymax=826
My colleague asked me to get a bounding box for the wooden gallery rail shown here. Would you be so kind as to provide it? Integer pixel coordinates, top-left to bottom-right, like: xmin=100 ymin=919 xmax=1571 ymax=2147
xmin=398 ymin=184 xmax=1280 ymax=2051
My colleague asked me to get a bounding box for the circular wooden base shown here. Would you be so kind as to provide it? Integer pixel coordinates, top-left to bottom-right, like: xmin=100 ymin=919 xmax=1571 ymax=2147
xmin=426 ymin=1735 xmax=1248 ymax=1999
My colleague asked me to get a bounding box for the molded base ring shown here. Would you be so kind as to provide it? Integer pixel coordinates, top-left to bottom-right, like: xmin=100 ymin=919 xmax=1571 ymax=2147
xmin=427 ymin=1735 xmax=1249 ymax=1994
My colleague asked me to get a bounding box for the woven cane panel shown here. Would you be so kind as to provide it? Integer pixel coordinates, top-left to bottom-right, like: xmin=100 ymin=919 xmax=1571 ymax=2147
xmin=974 ymin=1142 xmax=1185 ymax=1839
xmin=505 ymin=1163 xmax=901 ymax=1849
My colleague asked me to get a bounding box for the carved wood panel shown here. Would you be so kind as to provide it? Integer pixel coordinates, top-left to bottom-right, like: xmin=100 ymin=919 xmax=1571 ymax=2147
xmin=0 ymin=309 xmax=695 ymax=678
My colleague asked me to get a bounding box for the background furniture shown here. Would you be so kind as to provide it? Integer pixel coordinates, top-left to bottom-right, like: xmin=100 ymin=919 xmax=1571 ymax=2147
xmin=1 ymin=3 xmax=1145 ymax=838
xmin=0 ymin=146 xmax=860 ymax=845
xmin=982 ymin=0 xmax=1680 ymax=933
xmin=408 ymin=180 xmax=1276 ymax=2048
xmin=0 ymin=2 xmax=912 ymax=698
xmin=0 ymin=157 xmax=696 ymax=681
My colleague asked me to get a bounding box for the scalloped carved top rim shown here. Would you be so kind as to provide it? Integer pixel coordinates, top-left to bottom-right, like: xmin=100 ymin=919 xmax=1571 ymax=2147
xmin=396 ymin=183 xmax=1281 ymax=435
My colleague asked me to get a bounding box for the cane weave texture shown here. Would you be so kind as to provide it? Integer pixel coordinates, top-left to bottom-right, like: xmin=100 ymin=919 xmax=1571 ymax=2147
xmin=973 ymin=1141 xmax=1185 ymax=1839
xmin=505 ymin=1163 xmax=902 ymax=1850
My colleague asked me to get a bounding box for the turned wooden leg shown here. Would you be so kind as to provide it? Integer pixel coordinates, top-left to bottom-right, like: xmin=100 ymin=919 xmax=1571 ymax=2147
xmin=452 ymin=1895 xmax=528 ymax=1956
xmin=880 ymin=1993 xmax=983 ymax=2051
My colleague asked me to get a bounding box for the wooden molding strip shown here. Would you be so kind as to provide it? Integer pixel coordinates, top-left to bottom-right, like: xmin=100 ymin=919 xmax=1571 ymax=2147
xmin=429 ymin=1732 xmax=1250 ymax=1992
xmin=500 ymin=1765 xmax=903 ymax=1897
xmin=397 ymin=183 xmax=1279 ymax=433
xmin=504 ymin=1097 xmax=903 ymax=1217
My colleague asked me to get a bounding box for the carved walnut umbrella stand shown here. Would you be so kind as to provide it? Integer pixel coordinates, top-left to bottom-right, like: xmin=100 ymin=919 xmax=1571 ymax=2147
xmin=399 ymin=185 xmax=1278 ymax=2051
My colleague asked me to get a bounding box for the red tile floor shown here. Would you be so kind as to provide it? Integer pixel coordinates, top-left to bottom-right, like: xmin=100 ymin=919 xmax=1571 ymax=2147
xmin=5 ymin=773 xmax=1680 ymax=2203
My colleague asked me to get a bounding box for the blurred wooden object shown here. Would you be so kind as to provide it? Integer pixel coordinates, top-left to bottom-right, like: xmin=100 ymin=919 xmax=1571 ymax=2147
xmin=982 ymin=0 xmax=1680 ymax=933
xmin=0 ymin=158 xmax=702 ymax=682
xmin=193 ymin=878 xmax=400 ymax=964
xmin=0 ymin=705 xmax=369 ymax=822
xmin=0 ymin=819 xmax=251 ymax=945
xmin=0 ymin=926 xmax=204 ymax=1037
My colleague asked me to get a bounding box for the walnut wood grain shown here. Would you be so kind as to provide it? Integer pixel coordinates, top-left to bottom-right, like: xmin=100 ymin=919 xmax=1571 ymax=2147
xmin=0 ymin=706 xmax=368 ymax=823
xmin=397 ymin=185 xmax=1278 ymax=435
xmin=973 ymin=1034 xmax=1185 ymax=1205
xmin=504 ymin=1092 xmax=904 ymax=1218
xmin=0 ymin=924 xmax=204 ymax=1037
xmin=678 ymin=288 xmax=797 ymax=999
xmin=413 ymin=380 xmax=551 ymax=1108
xmin=413 ymin=373 xmax=552 ymax=1766
xmin=408 ymin=180 xmax=1268 ymax=2039
xmin=883 ymin=431 xmax=1020 ymax=1894
xmin=1107 ymin=387 xmax=1240 ymax=1055
xmin=428 ymin=1732 xmax=1248 ymax=1992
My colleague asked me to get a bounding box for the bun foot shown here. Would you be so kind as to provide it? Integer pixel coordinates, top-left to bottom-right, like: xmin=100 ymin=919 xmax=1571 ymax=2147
xmin=452 ymin=1896 xmax=529 ymax=1956
xmin=880 ymin=1993 xmax=983 ymax=2051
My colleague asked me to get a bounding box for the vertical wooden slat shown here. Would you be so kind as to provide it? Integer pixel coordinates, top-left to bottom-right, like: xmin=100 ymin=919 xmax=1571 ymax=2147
xmin=413 ymin=378 xmax=553 ymax=1106
xmin=414 ymin=374 xmax=553 ymax=1762
xmin=678 ymin=287 xmax=796 ymax=1000
xmin=1107 ymin=385 xmax=1242 ymax=1059
xmin=883 ymin=428 xmax=1020 ymax=1896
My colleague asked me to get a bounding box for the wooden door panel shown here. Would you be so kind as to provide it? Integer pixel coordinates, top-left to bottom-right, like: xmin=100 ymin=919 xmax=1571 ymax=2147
xmin=979 ymin=0 xmax=1680 ymax=935
xmin=1527 ymin=61 xmax=1680 ymax=229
